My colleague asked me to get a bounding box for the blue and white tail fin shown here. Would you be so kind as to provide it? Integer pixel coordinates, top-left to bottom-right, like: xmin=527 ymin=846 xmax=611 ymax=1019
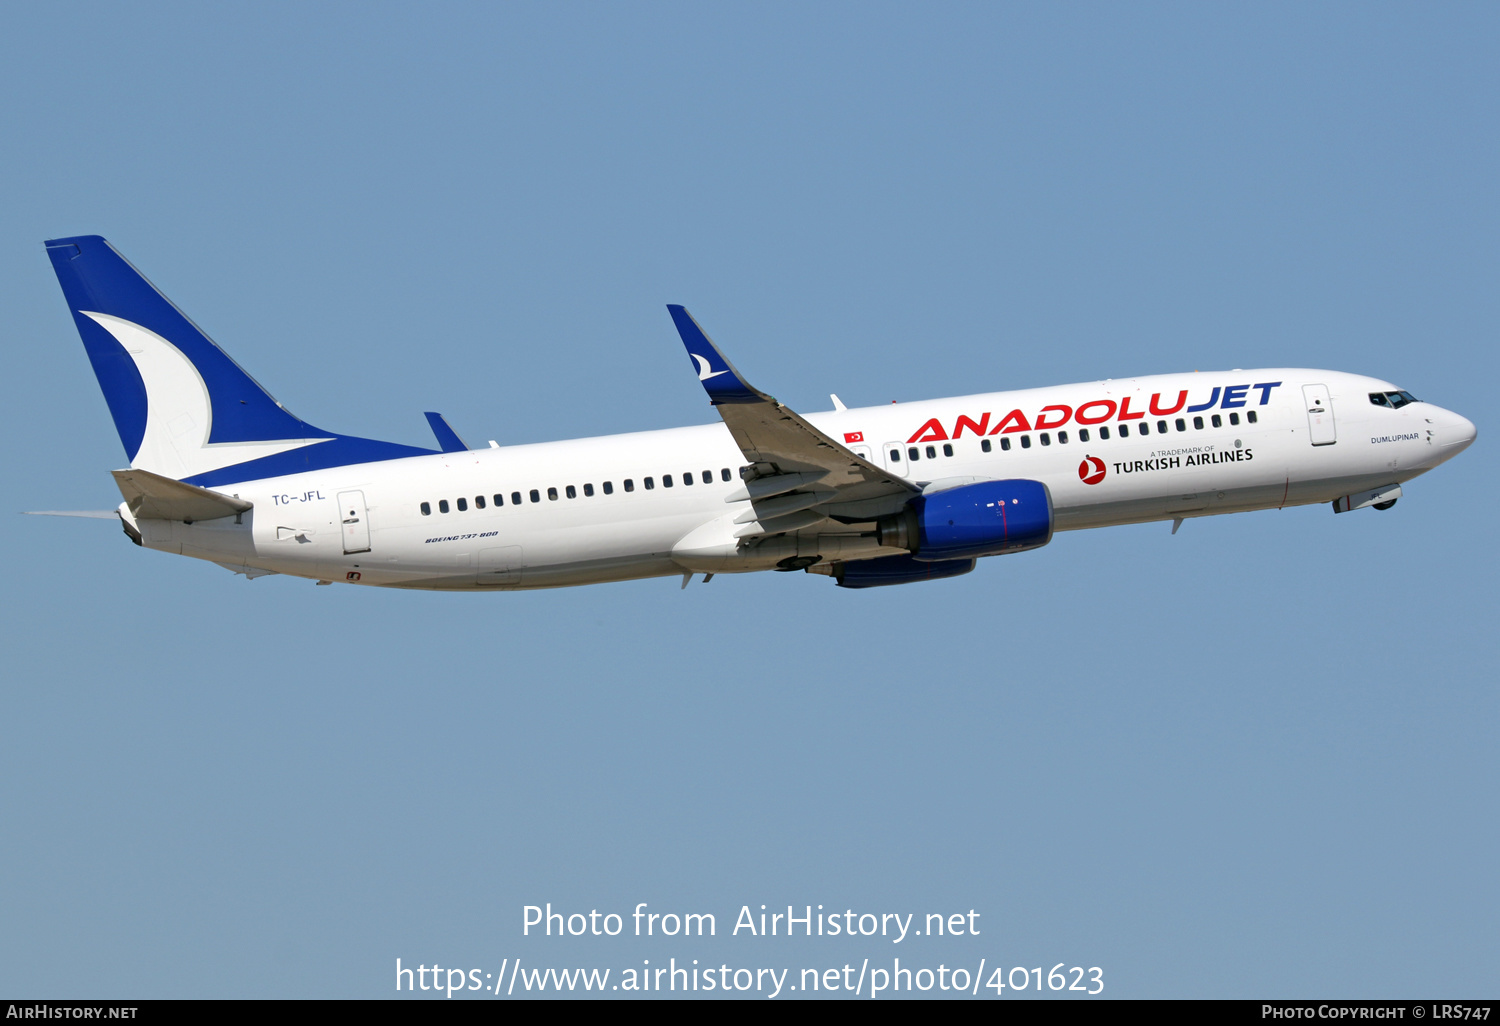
xmin=45 ymin=236 xmax=434 ymax=487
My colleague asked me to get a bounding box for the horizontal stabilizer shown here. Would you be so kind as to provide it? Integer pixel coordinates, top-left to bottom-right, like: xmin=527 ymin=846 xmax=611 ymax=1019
xmin=215 ymin=561 xmax=280 ymax=579
xmin=112 ymin=468 xmax=253 ymax=522
xmin=424 ymin=412 xmax=470 ymax=453
xmin=22 ymin=510 xmax=120 ymax=518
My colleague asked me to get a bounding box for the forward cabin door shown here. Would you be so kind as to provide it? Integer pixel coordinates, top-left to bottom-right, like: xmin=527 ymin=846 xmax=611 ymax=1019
xmin=338 ymin=490 xmax=371 ymax=554
xmin=1302 ymin=384 xmax=1337 ymax=446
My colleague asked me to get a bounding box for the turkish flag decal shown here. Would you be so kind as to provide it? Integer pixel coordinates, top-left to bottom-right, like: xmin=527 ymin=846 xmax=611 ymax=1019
xmin=844 ymin=431 xmax=864 ymax=443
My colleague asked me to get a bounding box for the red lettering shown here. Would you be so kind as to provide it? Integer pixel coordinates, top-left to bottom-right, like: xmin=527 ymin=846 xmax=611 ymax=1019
xmin=1034 ymin=404 xmax=1072 ymax=430
xmin=1074 ymin=399 xmax=1117 ymax=424
xmin=1149 ymin=390 xmax=1187 ymax=416
xmin=1117 ymin=395 xmax=1145 ymax=420
xmin=953 ymin=413 xmax=991 ymax=438
xmin=906 ymin=418 xmax=949 ymax=443
xmin=988 ymin=409 xmax=1032 ymax=434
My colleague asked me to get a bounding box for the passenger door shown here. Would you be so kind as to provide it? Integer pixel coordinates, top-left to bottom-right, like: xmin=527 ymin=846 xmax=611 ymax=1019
xmin=1302 ymin=384 xmax=1337 ymax=446
xmin=337 ymin=490 xmax=371 ymax=554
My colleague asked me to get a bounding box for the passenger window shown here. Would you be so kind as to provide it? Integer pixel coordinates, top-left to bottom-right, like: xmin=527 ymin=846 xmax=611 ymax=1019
xmin=1228 ymin=412 xmax=1240 ymax=426
xmin=565 ymin=485 xmax=576 ymax=499
xmin=1247 ymin=410 xmax=1258 ymax=424
xmin=1118 ymin=424 xmax=1129 ymax=437
xmin=1193 ymin=416 xmax=1204 ymax=429
xmin=1040 ymin=433 xmax=1050 ymax=446
xmin=603 ymin=481 xmax=614 ymax=495
xmin=721 ymin=468 xmax=732 ymax=481
xmin=702 ymin=471 xmax=712 ymax=484
xmin=584 ymin=483 xmax=594 ymax=497
xmin=981 ymin=439 xmax=992 ymax=453
xmin=512 ymin=492 xmax=522 ymax=506
xmin=457 ymin=497 xmax=468 ymax=511
xmin=1211 ymin=414 xmax=1222 ymax=428
xmin=1000 ymin=437 xmax=1011 ymax=451
xmin=1058 ymin=431 xmax=1069 ymax=443
xmin=682 ymin=472 xmax=693 ymax=486
xmin=925 ymin=445 xmax=937 ymax=459
xmin=547 ymin=487 xmax=558 ymax=501
xmin=439 ymin=499 xmax=450 ymax=513
xmin=890 ymin=449 xmax=902 ymax=462
xmin=1100 ymin=426 xmax=1110 ymax=439
xmin=1020 ymin=435 xmax=1032 ymax=449
xmin=663 ymin=474 xmax=673 ymax=488
xmin=1155 ymin=420 xmax=1166 ymax=433
xmin=908 ymin=447 xmax=920 ymax=461
xmin=1079 ymin=429 xmax=1090 ymax=442
xmin=624 ymin=479 xmax=635 ymax=492
xmin=494 ymin=494 xmax=504 ymax=507
xmin=475 ymin=495 xmax=486 ymax=509
xmin=1175 ymin=419 xmax=1185 ymax=432
xmin=529 ymin=489 xmax=540 ymax=503
xmin=942 ymin=443 xmax=953 ymax=457
xmin=644 ymin=477 xmax=655 ymax=490
xmin=420 ymin=501 xmax=431 ymax=516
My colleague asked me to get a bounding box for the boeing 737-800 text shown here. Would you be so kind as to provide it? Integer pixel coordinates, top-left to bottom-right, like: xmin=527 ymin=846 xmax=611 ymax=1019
xmin=36 ymin=235 xmax=1476 ymax=590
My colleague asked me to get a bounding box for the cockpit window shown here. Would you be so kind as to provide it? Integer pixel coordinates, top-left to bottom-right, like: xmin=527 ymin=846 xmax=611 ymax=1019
xmin=1371 ymin=390 xmax=1421 ymax=409
xmin=1369 ymin=392 xmax=1392 ymax=408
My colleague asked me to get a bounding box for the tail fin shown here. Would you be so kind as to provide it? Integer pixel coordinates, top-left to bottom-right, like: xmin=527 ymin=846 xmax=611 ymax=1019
xmin=45 ymin=236 xmax=433 ymax=486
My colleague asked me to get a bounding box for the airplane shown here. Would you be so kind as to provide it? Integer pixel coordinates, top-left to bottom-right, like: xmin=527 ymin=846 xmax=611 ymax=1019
xmin=34 ymin=234 xmax=1476 ymax=591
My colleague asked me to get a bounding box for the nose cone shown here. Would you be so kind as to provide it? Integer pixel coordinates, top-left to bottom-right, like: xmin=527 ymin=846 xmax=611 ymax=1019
xmin=1446 ymin=410 xmax=1477 ymax=454
xmin=1423 ymin=406 xmax=1477 ymax=467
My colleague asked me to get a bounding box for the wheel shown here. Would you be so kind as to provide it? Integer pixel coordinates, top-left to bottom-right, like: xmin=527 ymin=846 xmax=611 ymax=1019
xmin=1372 ymin=499 xmax=1397 ymax=510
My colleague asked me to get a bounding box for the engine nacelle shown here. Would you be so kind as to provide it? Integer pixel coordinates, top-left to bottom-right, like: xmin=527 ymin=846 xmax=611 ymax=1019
xmin=822 ymin=553 xmax=976 ymax=589
xmin=877 ymin=479 xmax=1052 ymax=561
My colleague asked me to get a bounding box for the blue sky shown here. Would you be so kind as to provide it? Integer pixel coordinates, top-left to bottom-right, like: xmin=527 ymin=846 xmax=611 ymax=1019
xmin=1 ymin=2 xmax=1495 ymax=998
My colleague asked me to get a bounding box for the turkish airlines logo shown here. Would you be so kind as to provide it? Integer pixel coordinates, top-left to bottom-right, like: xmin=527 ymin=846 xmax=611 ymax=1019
xmin=1079 ymin=456 xmax=1106 ymax=485
xmin=844 ymin=431 xmax=864 ymax=443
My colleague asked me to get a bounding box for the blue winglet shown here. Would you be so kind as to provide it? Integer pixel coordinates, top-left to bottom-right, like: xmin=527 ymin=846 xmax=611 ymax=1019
xmin=424 ymin=412 xmax=469 ymax=453
xmin=666 ymin=305 xmax=764 ymax=405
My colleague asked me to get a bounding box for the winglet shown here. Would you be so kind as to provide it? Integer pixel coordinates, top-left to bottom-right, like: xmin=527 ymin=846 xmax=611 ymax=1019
xmin=666 ymin=305 xmax=765 ymax=405
xmin=424 ymin=412 xmax=469 ymax=453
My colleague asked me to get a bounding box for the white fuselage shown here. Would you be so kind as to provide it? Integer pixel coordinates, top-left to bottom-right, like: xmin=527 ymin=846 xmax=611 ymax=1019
xmin=127 ymin=369 xmax=1475 ymax=590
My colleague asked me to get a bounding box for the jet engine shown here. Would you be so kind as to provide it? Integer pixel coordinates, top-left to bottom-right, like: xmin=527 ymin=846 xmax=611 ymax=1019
xmin=874 ymin=479 xmax=1052 ymax=561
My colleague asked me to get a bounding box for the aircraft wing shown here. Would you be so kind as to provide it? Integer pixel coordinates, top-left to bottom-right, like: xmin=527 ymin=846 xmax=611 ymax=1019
xmin=667 ymin=305 xmax=917 ymax=519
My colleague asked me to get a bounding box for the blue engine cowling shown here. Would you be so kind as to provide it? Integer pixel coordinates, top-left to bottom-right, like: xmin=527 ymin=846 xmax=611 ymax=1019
xmin=877 ymin=479 xmax=1053 ymax=561
xmin=833 ymin=553 xmax=976 ymax=589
